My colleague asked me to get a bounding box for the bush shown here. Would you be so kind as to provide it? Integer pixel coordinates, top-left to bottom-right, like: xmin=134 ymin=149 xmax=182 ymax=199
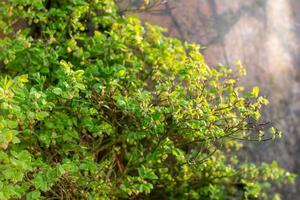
xmin=0 ymin=0 xmax=295 ymax=199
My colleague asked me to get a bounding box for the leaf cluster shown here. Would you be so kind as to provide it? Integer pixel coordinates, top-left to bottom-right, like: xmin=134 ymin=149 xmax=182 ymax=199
xmin=0 ymin=0 xmax=295 ymax=199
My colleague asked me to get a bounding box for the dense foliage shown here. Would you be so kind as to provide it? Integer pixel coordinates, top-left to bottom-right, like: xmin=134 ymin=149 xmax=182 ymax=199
xmin=0 ymin=0 xmax=295 ymax=199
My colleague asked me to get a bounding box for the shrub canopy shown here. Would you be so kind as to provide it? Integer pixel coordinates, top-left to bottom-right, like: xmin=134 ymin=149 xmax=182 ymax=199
xmin=0 ymin=0 xmax=295 ymax=199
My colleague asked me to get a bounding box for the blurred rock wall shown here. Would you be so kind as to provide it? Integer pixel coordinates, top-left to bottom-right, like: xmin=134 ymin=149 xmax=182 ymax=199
xmin=139 ymin=0 xmax=300 ymax=198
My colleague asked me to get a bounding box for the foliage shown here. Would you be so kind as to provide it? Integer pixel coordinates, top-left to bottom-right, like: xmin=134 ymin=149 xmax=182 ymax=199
xmin=0 ymin=0 xmax=295 ymax=199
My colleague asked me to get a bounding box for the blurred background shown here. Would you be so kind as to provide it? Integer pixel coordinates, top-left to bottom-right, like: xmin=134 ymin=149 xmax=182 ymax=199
xmin=122 ymin=0 xmax=300 ymax=198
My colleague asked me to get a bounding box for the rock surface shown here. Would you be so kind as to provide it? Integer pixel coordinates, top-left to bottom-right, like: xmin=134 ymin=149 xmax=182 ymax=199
xmin=139 ymin=0 xmax=300 ymax=198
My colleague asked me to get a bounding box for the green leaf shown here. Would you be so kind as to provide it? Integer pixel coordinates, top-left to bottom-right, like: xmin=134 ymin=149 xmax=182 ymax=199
xmin=26 ymin=190 xmax=41 ymax=200
xmin=32 ymin=174 xmax=48 ymax=192
xmin=52 ymin=88 xmax=63 ymax=95
xmin=7 ymin=120 xmax=18 ymax=129
xmin=117 ymin=69 xmax=126 ymax=77
xmin=252 ymin=86 xmax=260 ymax=98
xmin=35 ymin=111 xmax=49 ymax=121
xmin=138 ymin=166 xmax=158 ymax=180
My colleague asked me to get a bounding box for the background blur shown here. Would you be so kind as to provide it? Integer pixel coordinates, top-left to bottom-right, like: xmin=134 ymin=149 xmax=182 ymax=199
xmin=135 ymin=0 xmax=300 ymax=198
